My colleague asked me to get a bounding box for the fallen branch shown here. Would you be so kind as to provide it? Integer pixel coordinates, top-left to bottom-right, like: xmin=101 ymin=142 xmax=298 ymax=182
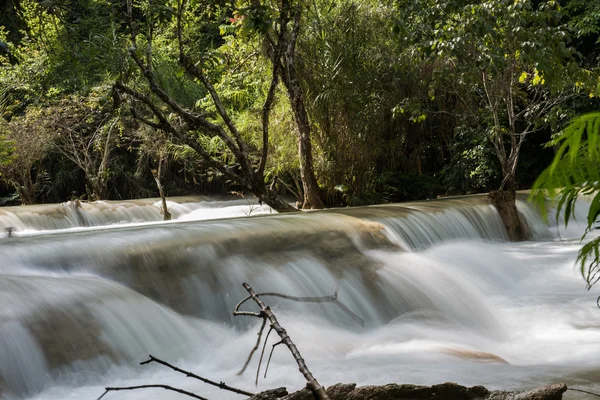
xmin=235 ymin=288 xmax=363 ymax=377
xmin=237 ymin=317 xmax=267 ymax=375
xmin=234 ymin=282 xmax=331 ymax=400
xmin=264 ymin=340 xmax=283 ymax=379
xmin=140 ymin=355 xmax=254 ymax=396
xmin=97 ymin=384 xmax=209 ymax=400
xmin=235 ymin=290 xmax=365 ymax=327
xmin=256 ymin=327 xmax=274 ymax=385
xmin=569 ymin=387 xmax=600 ymax=398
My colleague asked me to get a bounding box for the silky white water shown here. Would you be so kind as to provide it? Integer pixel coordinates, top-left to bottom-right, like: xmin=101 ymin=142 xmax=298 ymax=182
xmin=0 ymin=196 xmax=274 ymax=235
xmin=0 ymin=196 xmax=598 ymax=399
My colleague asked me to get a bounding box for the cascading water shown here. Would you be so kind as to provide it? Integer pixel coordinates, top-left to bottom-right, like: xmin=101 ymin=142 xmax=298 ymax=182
xmin=0 ymin=196 xmax=274 ymax=234
xmin=0 ymin=195 xmax=598 ymax=400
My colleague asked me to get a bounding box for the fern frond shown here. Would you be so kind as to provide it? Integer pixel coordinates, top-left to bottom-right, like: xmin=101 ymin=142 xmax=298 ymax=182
xmin=531 ymin=112 xmax=600 ymax=296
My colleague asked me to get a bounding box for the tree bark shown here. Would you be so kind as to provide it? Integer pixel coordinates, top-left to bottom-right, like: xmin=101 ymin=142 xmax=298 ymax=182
xmin=488 ymin=189 xmax=530 ymax=241
xmin=152 ymin=155 xmax=171 ymax=221
xmin=278 ymin=9 xmax=324 ymax=210
xmin=489 ymin=147 xmax=529 ymax=241
xmin=18 ymin=172 xmax=36 ymax=205
xmin=255 ymin=184 xmax=297 ymax=212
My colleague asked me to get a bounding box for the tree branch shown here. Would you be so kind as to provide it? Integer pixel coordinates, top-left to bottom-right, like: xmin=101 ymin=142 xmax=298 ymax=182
xmin=96 ymin=384 xmax=209 ymax=400
xmin=114 ymin=82 xmax=177 ymax=135
xmin=256 ymin=327 xmax=274 ymax=385
xmin=140 ymin=355 xmax=254 ymax=397
xmin=264 ymin=340 xmax=283 ymax=379
xmin=257 ymin=0 xmax=290 ymax=177
xmin=235 ymin=291 xmax=364 ymax=327
xmin=234 ymin=282 xmax=331 ymax=400
xmin=237 ymin=316 xmax=267 ymax=375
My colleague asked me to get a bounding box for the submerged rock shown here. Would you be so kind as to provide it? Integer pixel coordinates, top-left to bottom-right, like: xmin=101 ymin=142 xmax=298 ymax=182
xmin=250 ymin=382 xmax=568 ymax=400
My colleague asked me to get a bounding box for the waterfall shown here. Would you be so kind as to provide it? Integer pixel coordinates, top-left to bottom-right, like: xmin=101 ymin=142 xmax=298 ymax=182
xmin=0 ymin=194 xmax=598 ymax=399
xmin=0 ymin=196 xmax=273 ymax=233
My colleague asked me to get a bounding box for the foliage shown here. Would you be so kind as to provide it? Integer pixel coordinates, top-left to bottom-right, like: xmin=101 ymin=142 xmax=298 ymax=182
xmin=397 ymin=0 xmax=589 ymax=192
xmin=46 ymin=90 xmax=122 ymax=200
xmin=442 ymin=126 xmax=501 ymax=194
xmin=532 ymin=112 xmax=600 ymax=296
xmin=565 ymin=0 xmax=600 ymax=39
xmin=0 ymin=0 xmax=600 ymax=206
xmin=0 ymin=106 xmax=57 ymax=204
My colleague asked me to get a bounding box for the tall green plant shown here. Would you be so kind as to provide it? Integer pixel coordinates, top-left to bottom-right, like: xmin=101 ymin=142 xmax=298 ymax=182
xmin=532 ymin=112 xmax=600 ymax=300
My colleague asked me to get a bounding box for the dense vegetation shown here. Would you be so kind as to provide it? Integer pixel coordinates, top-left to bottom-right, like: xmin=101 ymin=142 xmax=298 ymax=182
xmin=0 ymin=0 xmax=598 ymax=209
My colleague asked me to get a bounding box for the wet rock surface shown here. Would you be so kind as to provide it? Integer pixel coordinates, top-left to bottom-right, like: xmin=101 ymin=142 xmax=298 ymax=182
xmin=250 ymin=382 xmax=568 ymax=400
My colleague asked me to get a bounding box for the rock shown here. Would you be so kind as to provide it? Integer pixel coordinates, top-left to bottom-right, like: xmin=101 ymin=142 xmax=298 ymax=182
xmin=250 ymin=387 xmax=289 ymax=399
xmin=250 ymin=382 xmax=568 ymax=400
xmin=439 ymin=347 xmax=509 ymax=364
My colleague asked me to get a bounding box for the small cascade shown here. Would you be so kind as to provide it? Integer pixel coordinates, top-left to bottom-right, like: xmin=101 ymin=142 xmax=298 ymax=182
xmin=0 ymin=274 xmax=224 ymax=397
xmin=326 ymin=196 xmax=517 ymax=250
xmin=0 ymin=242 xmax=520 ymax=396
xmin=0 ymin=193 xmax=597 ymax=399
xmin=0 ymin=196 xmax=272 ymax=233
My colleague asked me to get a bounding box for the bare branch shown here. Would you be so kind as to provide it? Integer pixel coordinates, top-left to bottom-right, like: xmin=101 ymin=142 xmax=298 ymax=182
xmin=230 ymin=51 xmax=259 ymax=74
xmin=116 ymin=83 xmax=246 ymax=185
xmin=568 ymin=388 xmax=600 ymax=398
xmin=114 ymin=82 xmax=177 ymax=135
xmin=256 ymin=327 xmax=274 ymax=385
xmin=96 ymin=384 xmax=209 ymax=400
xmin=237 ymin=316 xmax=267 ymax=375
xmin=236 ymin=283 xmax=331 ymax=400
xmin=235 ymin=291 xmax=364 ymax=327
xmin=140 ymin=355 xmax=254 ymax=397
xmin=264 ymin=340 xmax=283 ymax=379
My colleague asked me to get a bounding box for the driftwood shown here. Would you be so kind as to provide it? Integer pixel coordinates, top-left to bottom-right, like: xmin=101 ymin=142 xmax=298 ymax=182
xmin=249 ymin=382 xmax=569 ymax=400
xmin=234 ymin=283 xmax=332 ymax=400
xmin=234 ymin=285 xmax=364 ymax=381
xmin=97 ymin=384 xmax=209 ymax=400
xmin=140 ymin=355 xmax=254 ymax=397
xmin=95 ymin=355 xmax=254 ymax=400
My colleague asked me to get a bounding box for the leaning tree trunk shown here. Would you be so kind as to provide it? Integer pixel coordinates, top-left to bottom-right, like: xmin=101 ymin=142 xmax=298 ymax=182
xmin=254 ymin=182 xmax=297 ymax=213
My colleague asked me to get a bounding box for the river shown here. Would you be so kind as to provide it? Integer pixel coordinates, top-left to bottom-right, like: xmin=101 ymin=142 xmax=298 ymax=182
xmin=0 ymin=195 xmax=597 ymax=399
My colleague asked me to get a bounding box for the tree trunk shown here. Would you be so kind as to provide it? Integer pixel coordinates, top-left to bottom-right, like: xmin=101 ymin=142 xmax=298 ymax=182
xmin=18 ymin=184 xmax=35 ymax=205
xmin=488 ymin=187 xmax=530 ymax=242
xmin=488 ymin=120 xmax=528 ymax=241
xmin=279 ymin=11 xmax=324 ymax=210
xmin=94 ymin=117 xmax=117 ymax=202
xmin=297 ymin=122 xmax=324 ymax=210
xmin=87 ymin=176 xmax=104 ymax=201
xmin=152 ymin=156 xmax=171 ymax=221
xmin=281 ymin=67 xmax=324 ymax=209
xmin=18 ymin=172 xmax=36 ymax=205
xmin=254 ymin=184 xmax=297 ymax=213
